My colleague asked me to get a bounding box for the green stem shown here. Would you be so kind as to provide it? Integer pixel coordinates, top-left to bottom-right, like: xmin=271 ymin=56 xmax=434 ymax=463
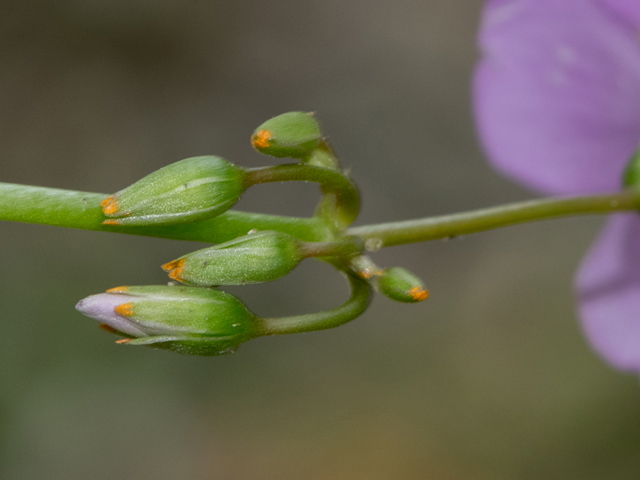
xmin=300 ymin=237 xmax=364 ymax=259
xmin=347 ymin=190 xmax=640 ymax=247
xmin=0 ymin=182 xmax=329 ymax=243
xmin=245 ymin=164 xmax=360 ymax=227
xmin=255 ymin=273 xmax=372 ymax=336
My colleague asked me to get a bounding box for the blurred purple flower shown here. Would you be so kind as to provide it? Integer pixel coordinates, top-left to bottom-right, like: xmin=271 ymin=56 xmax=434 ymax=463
xmin=474 ymin=0 xmax=640 ymax=372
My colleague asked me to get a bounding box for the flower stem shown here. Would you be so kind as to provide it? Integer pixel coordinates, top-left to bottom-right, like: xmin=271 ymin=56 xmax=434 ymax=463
xmin=245 ymin=164 xmax=360 ymax=227
xmin=299 ymin=237 xmax=364 ymax=259
xmin=255 ymin=273 xmax=372 ymax=336
xmin=0 ymin=182 xmax=329 ymax=243
xmin=347 ymin=190 xmax=640 ymax=248
xmin=3 ymin=182 xmax=638 ymax=250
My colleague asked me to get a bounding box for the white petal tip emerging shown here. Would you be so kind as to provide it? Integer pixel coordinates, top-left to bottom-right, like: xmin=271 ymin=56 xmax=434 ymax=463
xmin=75 ymin=293 xmax=147 ymax=337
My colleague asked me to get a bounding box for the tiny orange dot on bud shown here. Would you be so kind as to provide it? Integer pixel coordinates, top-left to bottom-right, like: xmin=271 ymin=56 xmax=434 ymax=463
xmin=102 ymin=219 xmax=120 ymax=226
xmin=101 ymin=196 xmax=120 ymax=215
xmin=106 ymin=286 xmax=129 ymax=293
xmin=115 ymin=303 xmax=135 ymax=317
xmin=251 ymin=129 xmax=273 ymax=150
xmin=116 ymin=338 xmax=132 ymax=344
xmin=409 ymin=287 xmax=430 ymax=302
xmin=161 ymin=258 xmax=185 ymax=272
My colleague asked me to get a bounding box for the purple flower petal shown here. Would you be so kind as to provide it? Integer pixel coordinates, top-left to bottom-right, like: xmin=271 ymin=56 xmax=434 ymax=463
xmin=76 ymin=293 xmax=147 ymax=337
xmin=577 ymin=214 xmax=640 ymax=372
xmin=474 ymin=0 xmax=640 ymax=194
xmin=600 ymin=0 xmax=640 ymax=28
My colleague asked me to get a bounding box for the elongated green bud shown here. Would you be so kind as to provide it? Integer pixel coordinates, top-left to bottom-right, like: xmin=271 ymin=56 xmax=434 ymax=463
xmin=162 ymin=231 xmax=305 ymax=286
xmin=75 ymin=285 xmax=257 ymax=356
xmin=101 ymin=156 xmax=246 ymax=226
xmin=251 ymin=112 xmax=322 ymax=158
xmin=378 ymin=267 xmax=429 ymax=303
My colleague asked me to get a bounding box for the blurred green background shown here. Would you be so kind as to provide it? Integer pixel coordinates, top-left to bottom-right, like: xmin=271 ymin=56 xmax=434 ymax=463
xmin=2 ymin=1 xmax=640 ymax=478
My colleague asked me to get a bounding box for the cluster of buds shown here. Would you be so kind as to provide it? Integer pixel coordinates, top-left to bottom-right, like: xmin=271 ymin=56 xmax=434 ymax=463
xmin=76 ymin=112 xmax=430 ymax=356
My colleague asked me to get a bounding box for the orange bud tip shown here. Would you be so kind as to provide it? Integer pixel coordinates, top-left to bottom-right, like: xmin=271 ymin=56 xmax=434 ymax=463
xmin=102 ymin=219 xmax=120 ymax=226
xmin=116 ymin=338 xmax=132 ymax=344
xmin=360 ymin=269 xmax=382 ymax=279
xmin=168 ymin=268 xmax=186 ymax=282
xmin=115 ymin=303 xmax=135 ymax=317
xmin=409 ymin=287 xmax=430 ymax=302
xmin=101 ymin=196 xmax=120 ymax=215
xmin=161 ymin=258 xmax=185 ymax=272
xmin=106 ymin=286 xmax=129 ymax=293
xmin=99 ymin=324 xmax=119 ymax=334
xmin=251 ymin=129 xmax=273 ymax=149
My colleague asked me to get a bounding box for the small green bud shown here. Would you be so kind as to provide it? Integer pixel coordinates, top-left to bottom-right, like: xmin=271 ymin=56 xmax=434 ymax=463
xmin=101 ymin=156 xmax=246 ymax=226
xmin=378 ymin=267 xmax=429 ymax=303
xmin=623 ymin=146 xmax=640 ymax=188
xmin=75 ymin=285 xmax=257 ymax=356
xmin=251 ymin=112 xmax=322 ymax=158
xmin=162 ymin=231 xmax=304 ymax=286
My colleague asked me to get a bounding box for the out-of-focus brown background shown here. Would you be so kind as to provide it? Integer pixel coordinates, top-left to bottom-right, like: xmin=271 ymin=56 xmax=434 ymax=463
xmin=2 ymin=1 xmax=640 ymax=479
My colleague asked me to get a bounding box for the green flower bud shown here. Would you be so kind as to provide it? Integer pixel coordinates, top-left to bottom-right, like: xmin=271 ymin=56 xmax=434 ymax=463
xmin=101 ymin=156 xmax=246 ymax=226
xmin=251 ymin=112 xmax=322 ymax=158
xmin=75 ymin=285 xmax=257 ymax=356
xmin=378 ymin=267 xmax=429 ymax=303
xmin=162 ymin=231 xmax=305 ymax=286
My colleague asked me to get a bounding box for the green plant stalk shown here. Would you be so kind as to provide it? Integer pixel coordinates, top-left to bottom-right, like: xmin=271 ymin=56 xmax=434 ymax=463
xmin=255 ymin=273 xmax=372 ymax=336
xmin=1 ymin=183 xmax=638 ymax=249
xmin=347 ymin=190 xmax=640 ymax=247
xmin=300 ymin=237 xmax=364 ymax=259
xmin=245 ymin=164 xmax=360 ymax=227
xmin=0 ymin=182 xmax=330 ymax=243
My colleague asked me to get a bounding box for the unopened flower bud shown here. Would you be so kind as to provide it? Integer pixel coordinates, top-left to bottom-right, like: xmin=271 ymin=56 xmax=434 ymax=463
xmin=75 ymin=285 xmax=257 ymax=355
xmin=101 ymin=156 xmax=246 ymax=226
xmin=378 ymin=267 xmax=429 ymax=303
xmin=162 ymin=231 xmax=305 ymax=286
xmin=251 ymin=112 xmax=322 ymax=158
